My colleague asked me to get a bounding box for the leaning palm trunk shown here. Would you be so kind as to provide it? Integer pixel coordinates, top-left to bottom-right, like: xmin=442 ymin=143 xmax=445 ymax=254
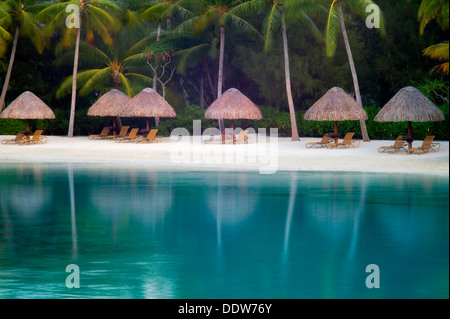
xmin=0 ymin=26 xmax=20 ymax=111
xmin=68 ymin=27 xmax=81 ymax=137
xmin=153 ymin=22 xmax=162 ymax=127
xmin=280 ymin=7 xmax=300 ymax=141
xmin=338 ymin=3 xmax=370 ymax=142
xmin=217 ymin=25 xmax=225 ymax=133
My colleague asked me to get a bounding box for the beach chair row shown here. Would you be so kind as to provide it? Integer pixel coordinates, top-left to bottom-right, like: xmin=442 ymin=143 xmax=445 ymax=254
xmin=306 ymin=132 xmax=440 ymax=154
xmin=1 ymin=129 xmax=441 ymax=154
xmin=91 ymin=126 xmax=251 ymax=144
xmin=1 ymin=130 xmax=47 ymax=145
xmin=89 ymin=126 xmax=163 ymax=143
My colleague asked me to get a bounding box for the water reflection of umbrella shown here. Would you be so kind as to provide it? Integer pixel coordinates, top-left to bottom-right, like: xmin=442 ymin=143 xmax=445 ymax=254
xmin=304 ymin=87 xmax=367 ymax=142
xmin=90 ymin=171 xmax=173 ymax=225
xmin=207 ymin=172 xmax=259 ymax=250
xmin=87 ymin=89 xmax=130 ymax=132
xmin=374 ymin=86 xmax=445 ymax=142
xmin=120 ymin=88 xmax=176 ymax=131
xmin=204 ymin=88 xmax=263 ymax=143
xmin=0 ymin=91 xmax=55 ymax=131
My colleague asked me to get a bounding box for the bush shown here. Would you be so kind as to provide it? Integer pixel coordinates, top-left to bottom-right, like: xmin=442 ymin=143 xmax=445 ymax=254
xmin=155 ymin=105 xmax=219 ymax=136
xmin=0 ymin=119 xmax=27 ymax=135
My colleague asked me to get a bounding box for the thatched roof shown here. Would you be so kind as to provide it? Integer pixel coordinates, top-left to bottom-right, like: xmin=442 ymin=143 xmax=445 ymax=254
xmin=205 ymin=88 xmax=263 ymax=120
xmin=88 ymin=89 xmax=131 ymax=117
xmin=120 ymin=88 xmax=176 ymax=118
xmin=304 ymin=87 xmax=368 ymax=121
xmin=374 ymin=86 xmax=445 ymax=122
xmin=0 ymin=91 xmax=55 ymax=119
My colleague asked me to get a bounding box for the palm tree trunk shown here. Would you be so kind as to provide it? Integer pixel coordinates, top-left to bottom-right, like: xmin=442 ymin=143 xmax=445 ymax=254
xmin=280 ymin=7 xmax=300 ymax=141
xmin=0 ymin=26 xmax=20 ymax=111
xmin=153 ymin=22 xmax=163 ymax=127
xmin=337 ymin=3 xmax=370 ymax=142
xmin=68 ymin=27 xmax=81 ymax=137
xmin=218 ymin=25 xmax=225 ymax=135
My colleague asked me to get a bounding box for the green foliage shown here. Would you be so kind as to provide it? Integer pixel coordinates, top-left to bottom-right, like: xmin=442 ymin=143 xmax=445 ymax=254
xmin=416 ymin=78 xmax=449 ymax=104
xmin=155 ymin=104 xmax=218 ymax=136
xmin=0 ymin=119 xmax=26 ymax=135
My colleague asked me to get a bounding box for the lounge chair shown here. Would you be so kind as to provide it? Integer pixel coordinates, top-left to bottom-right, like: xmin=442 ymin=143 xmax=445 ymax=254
xmin=378 ymin=135 xmax=408 ymax=153
xmin=328 ymin=132 xmax=360 ymax=149
xmin=1 ymin=132 xmax=26 ymax=145
xmin=134 ymin=129 xmax=163 ymax=144
xmin=306 ymin=135 xmax=332 ymax=149
xmin=407 ymin=135 xmax=440 ymax=155
xmin=225 ymin=130 xmax=249 ymax=144
xmin=115 ymin=128 xmax=139 ymax=143
xmin=17 ymin=130 xmax=47 ymax=145
xmin=107 ymin=126 xmax=129 ymax=139
xmin=88 ymin=127 xmax=110 ymax=140
xmin=205 ymin=134 xmax=223 ymax=144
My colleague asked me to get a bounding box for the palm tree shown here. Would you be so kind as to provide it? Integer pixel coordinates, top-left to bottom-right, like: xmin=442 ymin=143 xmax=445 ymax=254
xmin=38 ymin=0 xmax=121 ymax=137
xmin=325 ymin=0 xmax=385 ymax=142
xmin=55 ymin=38 xmax=153 ymax=99
xmin=0 ymin=0 xmax=47 ymax=111
xmin=418 ymin=0 xmax=449 ymax=75
xmin=175 ymin=0 xmax=260 ymax=132
xmin=233 ymin=0 xmax=322 ymax=141
xmin=54 ymin=32 xmax=153 ymax=130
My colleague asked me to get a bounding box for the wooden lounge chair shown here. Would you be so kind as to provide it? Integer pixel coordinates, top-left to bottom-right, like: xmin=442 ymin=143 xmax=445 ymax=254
xmin=378 ymin=135 xmax=408 ymax=153
xmin=224 ymin=130 xmax=249 ymax=144
xmin=1 ymin=132 xmax=26 ymax=145
xmin=134 ymin=129 xmax=163 ymax=144
xmin=407 ymin=135 xmax=440 ymax=155
xmin=115 ymin=128 xmax=139 ymax=143
xmin=17 ymin=130 xmax=47 ymax=145
xmin=107 ymin=126 xmax=129 ymax=139
xmin=328 ymin=132 xmax=360 ymax=149
xmin=205 ymin=134 xmax=223 ymax=144
xmin=306 ymin=135 xmax=332 ymax=149
xmin=88 ymin=127 xmax=110 ymax=140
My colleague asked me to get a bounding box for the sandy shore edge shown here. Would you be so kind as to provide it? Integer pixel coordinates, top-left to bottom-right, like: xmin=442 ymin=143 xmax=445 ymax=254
xmin=0 ymin=135 xmax=448 ymax=176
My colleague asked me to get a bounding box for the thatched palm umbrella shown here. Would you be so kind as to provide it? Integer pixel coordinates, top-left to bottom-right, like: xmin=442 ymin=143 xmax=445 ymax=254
xmin=87 ymin=89 xmax=130 ymax=133
xmin=0 ymin=91 xmax=55 ymax=133
xmin=374 ymin=86 xmax=445 ymax=146
xmin=120 ymin=88 xmax=176 ymax=131
xmin=204 ymin=88 xmax=263 ymax=143
xmin=304 ymin=87 xmax=368 ymax=143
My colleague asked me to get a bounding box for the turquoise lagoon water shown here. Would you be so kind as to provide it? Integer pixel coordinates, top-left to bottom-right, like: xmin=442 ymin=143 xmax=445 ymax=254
xmin=0 ymin=162 xmax=448 ymax=299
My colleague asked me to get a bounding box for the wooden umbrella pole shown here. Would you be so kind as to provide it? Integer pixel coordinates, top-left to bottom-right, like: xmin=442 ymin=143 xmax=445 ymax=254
xmin=26 ymin=119 xmax=30 ymax=140
xmin=147 ymin=117 xmax=150 ymax=132
xmin=407 ymin=121 xmax=413 ymax=149
xmin=334 ymin=121 xmax=339 ymax=143
xmin=232 ymin=119 xmax=235 ymax=144
xmin=113 ymin=117 xmax=117 ymax=137
xmin=221 ymin=118 xmax=225 ymax=144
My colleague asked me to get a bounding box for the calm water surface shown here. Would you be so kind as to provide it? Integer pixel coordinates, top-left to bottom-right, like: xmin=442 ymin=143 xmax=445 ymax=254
xmin=0 ymin=162 xmax=448 ymax=299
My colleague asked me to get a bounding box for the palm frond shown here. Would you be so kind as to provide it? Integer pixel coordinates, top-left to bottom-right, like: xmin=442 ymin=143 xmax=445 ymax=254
xmin=262 ymin=3 xmax=281 ymax=52
xmin=418 ymin=0 xmax=447 ymax=34
xmin=79 ymin=67 xmax=112 ymax=96
xmin=228 ymin=14 xmax=262 ymax=39
xmin=423 ymin=41 xmax=449 ymax=74
xmin=18 ymin=10 xmax=46 ymax=53
xmin=325 ymin=0 xmax=340 ymax=57
xmin=346 ymin=0 xmax=386 ymax=35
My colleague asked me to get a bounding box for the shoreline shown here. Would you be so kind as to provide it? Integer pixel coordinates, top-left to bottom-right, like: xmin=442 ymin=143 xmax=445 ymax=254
xmin=0 ymin=135 xmax=448 ymax=176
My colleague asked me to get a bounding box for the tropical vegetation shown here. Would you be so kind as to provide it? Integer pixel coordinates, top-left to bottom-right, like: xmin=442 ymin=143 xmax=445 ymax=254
xmin=0 ymin=0 xmax=448 ymax=139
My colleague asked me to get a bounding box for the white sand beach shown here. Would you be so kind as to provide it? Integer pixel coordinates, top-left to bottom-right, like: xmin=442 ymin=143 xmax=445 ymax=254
xmin=0 ymin=135 xmax=448 ymax=176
